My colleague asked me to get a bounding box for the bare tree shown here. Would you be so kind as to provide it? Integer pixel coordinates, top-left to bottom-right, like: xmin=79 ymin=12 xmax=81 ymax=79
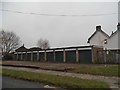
xmin=37 ymin=38 xmax=44 ymax=49
xmin=0 ymin=30 xmax=21 ymax=54
xmin=37 ymin=38 xmax=50 ymax=49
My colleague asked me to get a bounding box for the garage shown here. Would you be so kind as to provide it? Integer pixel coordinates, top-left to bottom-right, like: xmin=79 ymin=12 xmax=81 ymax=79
xmin=55 ymin=51 xmax=63 ymax=63
xmin=78 ymin=50 xmax=92 ymax=64
xmin=66 ymin=50 xmax=76 ymax=63
xmin=46 ymin=51 xmax=54 ymax=62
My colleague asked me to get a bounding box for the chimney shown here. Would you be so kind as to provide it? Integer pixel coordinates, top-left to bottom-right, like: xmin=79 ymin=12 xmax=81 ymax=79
xmin=111 ymin=31 xmax=114 ymax=35
xmin=96 ymin=26 xmax=101 ymax=31
xmin=117 ymin=22 xmax=120 ymax=30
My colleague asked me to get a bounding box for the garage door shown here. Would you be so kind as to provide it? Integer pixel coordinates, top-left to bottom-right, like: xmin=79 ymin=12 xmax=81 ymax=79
xmin=78 ymin=50 xmax=92 ymax=64
xmin=55 ymin=51 xmax=63 ymax=63
xmin=39 ymin=52 xmax=44 ymax=62
xmin=66 ymin=50 xmax=76 ymax=63
xmin=33 ymin=53 xmax=37 ymax=61
xmin=46 ymin=52 xmax=54 ymax=62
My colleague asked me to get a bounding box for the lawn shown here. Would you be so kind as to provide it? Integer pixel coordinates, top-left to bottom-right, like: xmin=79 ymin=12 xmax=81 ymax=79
xmin=67 ymin=64 xmax=120 ymax=77
xmin=2 ymin=68 xmax=109 ymax=89
xmin=2 ymin=61 xmax=119 ymax=77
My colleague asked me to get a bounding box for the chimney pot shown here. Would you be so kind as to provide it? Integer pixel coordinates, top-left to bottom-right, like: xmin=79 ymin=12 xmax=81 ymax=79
xmin=117 ymin=22 xmax=120 ymax=30
xmin=96 ymin=26 xmax=101 ymax=31
xmin=112 ymin=31 xmax=114 ymax=34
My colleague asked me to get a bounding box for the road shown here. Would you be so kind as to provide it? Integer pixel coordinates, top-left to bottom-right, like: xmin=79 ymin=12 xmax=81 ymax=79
xmin=2 ymin=75 xmax=45 ymax=88
xmin=1 ymin=75 xmax=63 ymax=90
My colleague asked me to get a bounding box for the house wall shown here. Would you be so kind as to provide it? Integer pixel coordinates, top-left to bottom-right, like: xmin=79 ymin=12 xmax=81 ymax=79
xmin=89 ymin=31 xmax=108 ymax=48
xmin=105 ymin=30 xmax=120 ymax=50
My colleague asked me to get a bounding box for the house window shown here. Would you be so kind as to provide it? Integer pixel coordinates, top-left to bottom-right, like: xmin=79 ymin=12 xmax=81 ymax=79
xmin=104 ymin=39 xmax=107 ymax=44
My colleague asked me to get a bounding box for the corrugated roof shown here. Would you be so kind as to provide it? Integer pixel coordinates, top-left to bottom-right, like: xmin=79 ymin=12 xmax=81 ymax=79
xmin=15 ymin=45 xmax=28 ymax=52
xmin=29 ymin=47 xmax=42 ymax=51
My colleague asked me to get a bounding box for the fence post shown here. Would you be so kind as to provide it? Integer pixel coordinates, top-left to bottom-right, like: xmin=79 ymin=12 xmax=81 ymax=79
xmin=76 ymin=48 xmax=79 ymax=63
xmin=63 ymin=49 xmax=66 ymax=63
xmin=104 ymin=50 xmax=107 ymax=66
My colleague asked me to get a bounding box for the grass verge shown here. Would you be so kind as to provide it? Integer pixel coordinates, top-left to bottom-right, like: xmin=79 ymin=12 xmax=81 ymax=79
xmin=2 ymin=68 xmax=109 ymax=88
xmin=68 ymin=65 xmax=119 ymax=77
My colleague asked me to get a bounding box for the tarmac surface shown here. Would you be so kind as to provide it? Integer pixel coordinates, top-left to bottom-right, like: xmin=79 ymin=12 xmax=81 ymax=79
xmin=2 ymin=75 xmax=45 ymax=88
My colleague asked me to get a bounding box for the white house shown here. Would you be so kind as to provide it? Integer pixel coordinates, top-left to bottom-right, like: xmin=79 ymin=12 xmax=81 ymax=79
xmin=88 ymin=23 xmax=120 ymax=50
xmin=105 ymin=23 xmax=120 ymax=50
xmin=87 ymin=25 xmax=109 ymax=49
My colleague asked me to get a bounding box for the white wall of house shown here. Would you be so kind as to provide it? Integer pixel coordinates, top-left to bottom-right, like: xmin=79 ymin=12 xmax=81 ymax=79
xmin=89 ymin=31 xmax=108 ymax=49
xmin=105 ymin=30 xmax=120 ymax=50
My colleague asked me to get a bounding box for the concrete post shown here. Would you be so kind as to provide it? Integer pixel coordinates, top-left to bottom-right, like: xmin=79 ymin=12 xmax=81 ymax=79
xmin=39 ymin=52 xmax=40 ymax=61
xmin=91 ymin=47 xmax=94 ymax=63
xmin=53 ymin=50 xmax=55 ymax=62
xmin=31 ymin=51 xmax=33 ymax=61
xmin=37 ymin=51 xmax=39 ymax=61
xmin=26 ymin=52 xmax=27 ymax=60
xmin=44 ymin=50 xmax=47 ymax=62
xmin=76 ymin=48 xmax=79 ymax=63
xmin=21 ymin=52 xmax=23 ymax=60
xmin=17 ymin=52 xmax=18 ymax=60
xmin=63 ymin=49 xmax=66 ymax=63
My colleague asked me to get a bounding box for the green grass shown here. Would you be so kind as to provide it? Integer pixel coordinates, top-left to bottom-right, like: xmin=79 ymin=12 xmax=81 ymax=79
xmin=2 ymin=68 xmax=109 ymax=88
xmin=68 ymin=65 xmax=119 ymax=77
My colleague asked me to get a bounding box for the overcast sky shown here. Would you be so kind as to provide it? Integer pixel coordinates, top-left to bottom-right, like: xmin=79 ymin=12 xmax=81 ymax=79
xmin=0 ymin=1 xmax=119 ymax=48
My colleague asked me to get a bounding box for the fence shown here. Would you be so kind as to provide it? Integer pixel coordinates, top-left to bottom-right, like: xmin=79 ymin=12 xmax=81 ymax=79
xmin=97 ymin=50 xmax=120 ymax=64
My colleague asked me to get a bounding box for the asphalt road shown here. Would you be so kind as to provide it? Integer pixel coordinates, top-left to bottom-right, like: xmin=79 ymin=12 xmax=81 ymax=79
xmin=1 ymin=75 xmax=45 ymax=89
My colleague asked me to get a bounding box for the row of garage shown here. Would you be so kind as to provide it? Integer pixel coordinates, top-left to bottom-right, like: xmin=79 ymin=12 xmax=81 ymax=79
xmin=14 ymin=45 xmax=103 ymax=64
xmin=14 ymin=50 xmax=92 ymax=63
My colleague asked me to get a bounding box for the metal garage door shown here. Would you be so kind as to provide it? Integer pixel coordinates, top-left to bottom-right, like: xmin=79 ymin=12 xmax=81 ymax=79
xmin=55 ymin=51 xmax=63 ymax=63
xmin=18 ymin=54 xmax=21 ymax=60
xmin=33 ymin=53 xmax=37 ymax=61
xmin=23 ymin=53 xmax=26 ymax=60
xmin=78 ymin=50 xmax=92 ymax=64
xmin=39 ymin=52 xmax=44 ymax=62
xmin=27 ymin=53 xmax=31 ymax=61
xmin=14 ymin=54 xmax=17 ymax=60
xmin=66 ymin=50 xmax=76 ymax=63
xmin=46 ymin=52 xmax=54 ymax=62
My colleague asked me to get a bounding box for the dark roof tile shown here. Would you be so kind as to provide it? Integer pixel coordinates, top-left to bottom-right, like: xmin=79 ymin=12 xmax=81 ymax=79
xmin=15 ymin=45 xmax=28 ymax=52
xmin=29 ymin=47 xmax=42 ymax=51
